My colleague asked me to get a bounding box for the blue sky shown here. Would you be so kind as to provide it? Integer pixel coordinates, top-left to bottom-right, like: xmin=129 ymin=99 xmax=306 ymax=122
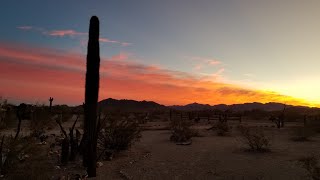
xmin=1 ymin=0 xmax=320 ymax=105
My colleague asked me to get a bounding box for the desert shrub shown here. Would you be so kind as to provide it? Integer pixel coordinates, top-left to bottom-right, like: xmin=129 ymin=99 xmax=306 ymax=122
xmin=29 ymin=106 xmax=52 ymax=130
xmin=216 ymin=121 xmax=232 ymax=136
xmin=97 ymin=116 xmax=141 ymax=159
xmin=170 ymin=118 xmax=195 ymax=143
xmin=291 ymin=126 xmax=316 ymax=142
xmin=238 ymin=125 xmax=270 ymax=152
xmin=0 ymin=99 xmax=15 ymax=129
xmin=298 ymin=155 xmax=320 ymax=180
xmin=1 ymin=135 xmax=36 ymax=176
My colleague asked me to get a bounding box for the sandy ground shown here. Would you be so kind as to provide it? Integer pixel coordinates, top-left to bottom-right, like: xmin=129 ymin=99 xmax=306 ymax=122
xmin=2 ymin=119 xmax=319 ymax=180
xmin=92 ymin=121 xmax=319 ymax=180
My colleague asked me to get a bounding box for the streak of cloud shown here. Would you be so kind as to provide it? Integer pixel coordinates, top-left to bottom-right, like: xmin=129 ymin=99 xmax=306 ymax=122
xmin=17 ymin=26 xmax=131 ymax=46
xmin=0 ymin=42 xmax=313 ymax=106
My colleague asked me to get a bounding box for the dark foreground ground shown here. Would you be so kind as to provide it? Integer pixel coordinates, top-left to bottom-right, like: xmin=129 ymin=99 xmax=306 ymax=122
xmin=4 ymin=120 xmax=319 ymax=180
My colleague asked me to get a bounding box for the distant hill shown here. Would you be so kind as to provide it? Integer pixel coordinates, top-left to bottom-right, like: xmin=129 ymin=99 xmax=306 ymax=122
xmin=75 ymin=98 xmax=317 ymax=113
xmin=223 ymin=102 xmax=288 ymax=112
xmin=98 ymin=98 xmax=167 ymax=112
xmin=170 ymin=102 xmax=212 ymax=111
xmin=170 ymin=102 xmax=300 ymax=112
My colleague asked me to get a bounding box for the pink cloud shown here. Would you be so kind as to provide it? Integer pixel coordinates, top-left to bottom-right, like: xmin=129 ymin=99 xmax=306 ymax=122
xmin=108 ymin=52 xmax=129 ymax=61
xmin=17 ymin=26 xmax=131 ymax=46
xmin=0 ymin=42 xmax=312 ymax=106
xmin=208 ymin=60 xmax=221 ymax=65
xmin=121 ymin=42 xmax=132 ymax=47
xmin=46 ymin=30 xmax=87 ymax=37
xmin=194 ymin=64 xmax=203 ymax=71
xmin=191 ymin=56 xmax=221 ymax=65
xmin=17 ymin=26 xmax=33 ymax=30
xmin=190 ymin=56 xmax=222 ymax=71
xmin=99 ymin=38 xmax=132 ymax=46
xmin=99 ymin=38 xmax=118 ymax=43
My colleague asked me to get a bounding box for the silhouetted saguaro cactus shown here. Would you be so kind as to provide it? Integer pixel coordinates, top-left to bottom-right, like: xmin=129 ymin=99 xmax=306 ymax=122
xmin=49 ymin=97 xmax=53 ymax=112
xmin=83 ymin=16 xmax=100 ymax=177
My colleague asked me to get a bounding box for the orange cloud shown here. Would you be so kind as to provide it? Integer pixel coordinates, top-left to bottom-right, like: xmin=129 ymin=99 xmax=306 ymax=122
xmin=0 ymin=43 xmax=314 ymax=106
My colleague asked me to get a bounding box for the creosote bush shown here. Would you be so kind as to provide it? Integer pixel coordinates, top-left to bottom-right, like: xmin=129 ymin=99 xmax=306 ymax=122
xmin=29 ymin=106 xmax=52 ymax=131
xmin=1 ymin=135 xmax=36 ymax=176
xmin=216 ymin=121 xmax=232 ymax=136
xmin=97 ymin=115 xmax=141 ymax=160
xmin=238 ymin=125 xmax=270 ymax=152
xmin=298 ymin=155 xmax=320 ymax=180
xmin=170 ymin=118 xmax=196 ymax=143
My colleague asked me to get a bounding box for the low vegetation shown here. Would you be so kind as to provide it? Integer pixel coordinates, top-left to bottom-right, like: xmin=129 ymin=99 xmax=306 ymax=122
xmin=238 ymin=125 xmax=271 ymax=152
xmin=216 ymin=121 xmax=232 ymax=136
xmin=298 ymin=155 xmax=320 ymax=180
xmin=169 ymin=117 xmax=196 ymax=143
xmin=0 ymin=135 xmax=37 ymax=176
xmin=97 ymin=114 xmax=141 ymax=160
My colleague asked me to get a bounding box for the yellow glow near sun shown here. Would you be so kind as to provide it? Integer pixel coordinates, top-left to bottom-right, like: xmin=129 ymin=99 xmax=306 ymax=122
xmin=263 ymin=77 xmax=320 ymax=107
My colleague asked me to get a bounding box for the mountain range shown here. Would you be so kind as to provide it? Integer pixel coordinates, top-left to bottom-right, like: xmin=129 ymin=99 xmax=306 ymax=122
xmin=96 ymin=98 xmax=317 ymax=112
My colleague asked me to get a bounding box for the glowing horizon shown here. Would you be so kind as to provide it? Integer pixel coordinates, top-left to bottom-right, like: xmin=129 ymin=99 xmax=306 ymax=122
xmin=0 ymin=42 xmax=317 ymax=107
xmin=1 ymin=1 xmax=320 ymax=107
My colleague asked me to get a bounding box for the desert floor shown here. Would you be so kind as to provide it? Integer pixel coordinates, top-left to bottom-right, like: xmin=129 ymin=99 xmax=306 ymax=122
xmin=4 ymin=120 xmax=319 ymax=180
xmin=93 ymin=121 xmax=318 ymax=180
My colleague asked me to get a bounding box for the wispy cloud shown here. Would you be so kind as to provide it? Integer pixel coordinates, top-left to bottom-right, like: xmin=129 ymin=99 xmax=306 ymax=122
xmin=0 ymin=42 xmax=313 ymax=106
xmin=99 ymin=38 xmax=130 ymax=46
xmin=17 ymin=26 xmax=131 ymax=46
xmin=17 ymin=26 xmax=33 ymax=30
xmin=188 ymin=56 xmax=222 ymax=71
xmin=191 ymin=56 xmax=221 ymax=65
xmin=46 ymin=30 xmax=86 ymax=37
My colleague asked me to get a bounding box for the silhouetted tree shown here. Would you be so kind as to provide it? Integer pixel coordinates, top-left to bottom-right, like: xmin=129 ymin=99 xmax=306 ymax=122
xmin=82 ymin=16 xmax=101 ymax=177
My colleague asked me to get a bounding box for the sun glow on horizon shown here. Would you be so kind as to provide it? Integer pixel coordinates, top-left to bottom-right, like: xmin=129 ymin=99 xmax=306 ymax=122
xmin=0 ymin=42 xmax=318 ymax=108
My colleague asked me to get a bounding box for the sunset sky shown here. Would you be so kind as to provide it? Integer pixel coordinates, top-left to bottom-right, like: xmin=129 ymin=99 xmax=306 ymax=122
xmin=1 ymin=0 xmax=320 ymax=106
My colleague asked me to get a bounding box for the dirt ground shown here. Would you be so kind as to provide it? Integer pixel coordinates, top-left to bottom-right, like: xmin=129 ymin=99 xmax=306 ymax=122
xmin=93 ymin=120 xmax=319 ymax=180
xmin=2 ymin=119 xmax=319 ymax=180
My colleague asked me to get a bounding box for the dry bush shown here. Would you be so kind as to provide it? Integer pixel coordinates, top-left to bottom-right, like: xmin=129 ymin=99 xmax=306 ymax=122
xmin=216 ymin=121 xmax=232 ymax=136
xmin=170 ymin=118 xmax=196 ymax=143
xmin=29 ymin=106 xmax=52 ymax=131
xmin=238 ymin=125 xmax=271 ymax=152
xmin=97 ymin=115 xmax=141 ymax=160
xmin=1 ymin=136 xmax=37 ymax=176
xmin=291 ymin=126 xmax=317 ymax=142
xmin=298 ymin=155 xmax=320 ymax=180
xmin=0 ymin=98 xmax=15 ymax=129
xmin=2 ymin=135 xmax=57 ymax=179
